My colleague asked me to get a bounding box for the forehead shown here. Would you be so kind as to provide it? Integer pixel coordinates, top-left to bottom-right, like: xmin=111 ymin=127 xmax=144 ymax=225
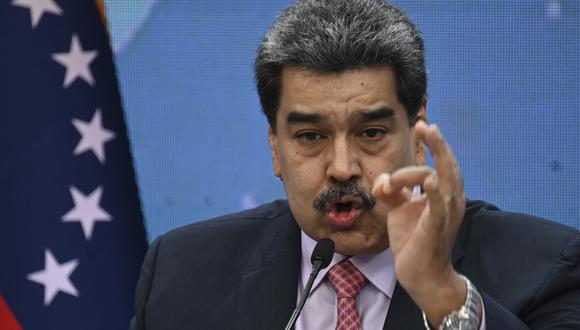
xmin=277 ymin=66 xmax=405 ymax=125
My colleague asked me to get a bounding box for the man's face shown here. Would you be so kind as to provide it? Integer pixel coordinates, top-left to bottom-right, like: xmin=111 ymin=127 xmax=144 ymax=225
xmin=269 ymin=66 xmax=426 ymax=256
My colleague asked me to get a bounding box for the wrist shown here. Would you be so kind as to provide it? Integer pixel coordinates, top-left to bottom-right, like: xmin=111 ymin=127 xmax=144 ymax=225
xmin=416 ymin=270 xmax=466 ymax=327
xmin=422 ymin=274 xmax=483 ymax=330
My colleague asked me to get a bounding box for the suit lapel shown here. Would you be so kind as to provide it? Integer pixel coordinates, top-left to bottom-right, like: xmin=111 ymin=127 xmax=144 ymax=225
xmin=235 ymin=218 xmax=301 ymax=330
xmin=383 ymin=240 xmax=465 ymax=330
xmin=383 ymin=282 xmax=424 ymax=330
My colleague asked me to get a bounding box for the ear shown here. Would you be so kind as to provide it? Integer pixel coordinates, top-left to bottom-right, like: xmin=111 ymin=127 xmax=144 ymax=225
xmin=268 ymin=126 xmax=282 ymax=178
xmin=413 ymin=96 xmax=428 ymax=165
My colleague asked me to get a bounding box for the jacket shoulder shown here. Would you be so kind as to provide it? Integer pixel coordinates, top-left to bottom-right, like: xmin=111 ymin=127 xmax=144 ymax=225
xmin=462 ymin=200 xmax=579 ymax=242
xmin=149 ymin=199 xmax=296 ymax=266
xmin=160 ymin=199 xmax=293 ymax=241
xmin=134 ymin=200 xmax=299 ymax=329
xmin=459 ymin=200 xmax=580 ymax=313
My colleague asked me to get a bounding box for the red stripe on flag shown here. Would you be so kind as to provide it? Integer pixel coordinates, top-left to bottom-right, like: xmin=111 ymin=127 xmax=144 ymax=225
xmin=0 ymin=295 xmax=22 ymax=330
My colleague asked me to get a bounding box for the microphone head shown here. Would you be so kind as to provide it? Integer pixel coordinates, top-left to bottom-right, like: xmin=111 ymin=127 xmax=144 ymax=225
xmin=311 ymin=238 xmax=335 ymax=269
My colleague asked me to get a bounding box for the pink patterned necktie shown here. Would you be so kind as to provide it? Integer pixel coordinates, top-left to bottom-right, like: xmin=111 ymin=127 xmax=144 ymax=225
xmin=327 ymin=260 xmax=367 ymax=330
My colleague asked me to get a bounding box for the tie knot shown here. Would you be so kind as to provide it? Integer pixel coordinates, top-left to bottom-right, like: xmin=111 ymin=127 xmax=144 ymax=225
xmin=327 ymin=260 xmax=367 ymax=299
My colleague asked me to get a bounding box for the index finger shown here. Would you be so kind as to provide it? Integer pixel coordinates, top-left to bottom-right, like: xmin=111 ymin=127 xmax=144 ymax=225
xmin=414 ymin=121 xmax=459 ymax=193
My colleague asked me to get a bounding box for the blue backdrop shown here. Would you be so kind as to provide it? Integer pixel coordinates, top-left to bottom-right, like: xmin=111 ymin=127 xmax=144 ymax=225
xmin=105 ymin=0 xmax=579 ymax=240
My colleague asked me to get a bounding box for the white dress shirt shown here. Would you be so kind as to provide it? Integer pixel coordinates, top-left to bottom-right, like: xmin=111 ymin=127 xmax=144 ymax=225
xmin=295 ymin=232 xmax=486 ymax=329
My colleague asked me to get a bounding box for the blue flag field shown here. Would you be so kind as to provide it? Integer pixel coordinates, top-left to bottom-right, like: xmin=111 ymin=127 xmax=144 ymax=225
xmin=0 ymin=0 xmax=148 ymax=329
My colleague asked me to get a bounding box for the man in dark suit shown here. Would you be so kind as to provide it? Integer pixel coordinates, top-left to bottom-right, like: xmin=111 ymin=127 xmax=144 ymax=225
xmin=131 ymin=0 xmax=580 ymax=329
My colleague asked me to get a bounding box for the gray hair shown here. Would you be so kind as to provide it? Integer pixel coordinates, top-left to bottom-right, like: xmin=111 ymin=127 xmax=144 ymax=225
xmin=255 ymin=0 xmax=426 ymax=131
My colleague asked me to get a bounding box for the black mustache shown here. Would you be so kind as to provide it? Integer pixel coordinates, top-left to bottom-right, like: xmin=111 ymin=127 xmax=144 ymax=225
xmin=313 ymin=181 xmax=376 ymax=212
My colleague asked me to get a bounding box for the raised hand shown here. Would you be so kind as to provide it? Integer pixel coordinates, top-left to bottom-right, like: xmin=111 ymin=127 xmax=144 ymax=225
xmin=372 ymin=120 xmax=469 ymax=327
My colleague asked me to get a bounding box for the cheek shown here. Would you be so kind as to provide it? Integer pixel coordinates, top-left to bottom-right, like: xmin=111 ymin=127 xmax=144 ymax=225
xmin=280 ymin=156 xmax=329 ymax=238
xmin=279 ymin=149 xmax=326 ymax=196
xmin=364 ymin=148 xmax=412 ymax=180
xmin=362 ymin=152 xmax=416 ymax=193
xmin=285 ymin=165 xmax=323 ymax=196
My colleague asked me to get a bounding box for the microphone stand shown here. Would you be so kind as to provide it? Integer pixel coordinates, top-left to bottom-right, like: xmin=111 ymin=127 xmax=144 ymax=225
xmin=284 ymin=259 xmax=324 ymax=330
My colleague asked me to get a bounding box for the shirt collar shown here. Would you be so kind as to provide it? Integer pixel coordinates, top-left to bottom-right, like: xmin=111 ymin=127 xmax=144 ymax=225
xmin=300 ymin=231 xmax=397 ymax=299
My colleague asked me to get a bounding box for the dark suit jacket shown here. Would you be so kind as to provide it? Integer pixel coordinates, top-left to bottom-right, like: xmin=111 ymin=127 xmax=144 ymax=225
xmin=131 ymin=200 xmax=580 ymax=329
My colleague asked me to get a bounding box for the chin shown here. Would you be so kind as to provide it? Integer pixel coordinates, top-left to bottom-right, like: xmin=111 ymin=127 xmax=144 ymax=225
xmin=329 ymin=230 xmax=388 ymax=256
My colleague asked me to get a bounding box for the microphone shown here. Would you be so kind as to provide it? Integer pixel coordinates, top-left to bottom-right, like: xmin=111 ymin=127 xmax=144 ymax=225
xmin=284 ymin=237 xmax=335 ymax=330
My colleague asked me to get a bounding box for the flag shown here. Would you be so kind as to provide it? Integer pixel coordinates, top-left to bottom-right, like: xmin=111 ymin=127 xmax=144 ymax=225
xmin=0 ymin=0 xmax=148 ymax=329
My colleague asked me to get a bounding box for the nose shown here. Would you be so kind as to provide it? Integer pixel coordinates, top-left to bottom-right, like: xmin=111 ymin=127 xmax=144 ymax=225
xmin=326 ymin=137 xmax=361 ymax=183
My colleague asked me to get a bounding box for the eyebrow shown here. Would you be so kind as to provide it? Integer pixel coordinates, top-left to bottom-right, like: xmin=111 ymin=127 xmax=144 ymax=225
xmin=285 ymin=106 xmax=395 ymax=125
xmin=286 ymin=111 xmax=323 ymax=125
xmin=354 ymin=107 xmax=395 ymax=122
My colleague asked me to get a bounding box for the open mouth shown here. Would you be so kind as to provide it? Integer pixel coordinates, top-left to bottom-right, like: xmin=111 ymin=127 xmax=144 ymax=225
xmin=334 ymin=202 xmax=354 ymax=212
xmin=325 ymin=197 xmax=363 ymax=228
xmin=330 ymin=201 xmax=359 ymax=212
xmin=325 ymin=196 xmax=363 ymax=211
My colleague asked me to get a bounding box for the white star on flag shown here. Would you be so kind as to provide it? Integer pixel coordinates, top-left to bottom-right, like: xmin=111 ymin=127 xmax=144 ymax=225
xmin=27 ymin=249 xmax=79 ymax=306
xmin=52 ymin=34 xmax=98 ymax=88
xmin=12 ymin=0 xmax=63 ymax=28
xmin=62 ymin=186 xmax=112 ymax=240
xmin=72 ymin=109 xmax=116 ymax=163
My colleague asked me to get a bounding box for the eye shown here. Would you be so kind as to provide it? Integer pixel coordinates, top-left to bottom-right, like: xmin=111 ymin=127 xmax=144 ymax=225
xmin=360 ymin=128 xmax=387 ymax=140
xmin=296 ymin=131 xmax=323 ymax=142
